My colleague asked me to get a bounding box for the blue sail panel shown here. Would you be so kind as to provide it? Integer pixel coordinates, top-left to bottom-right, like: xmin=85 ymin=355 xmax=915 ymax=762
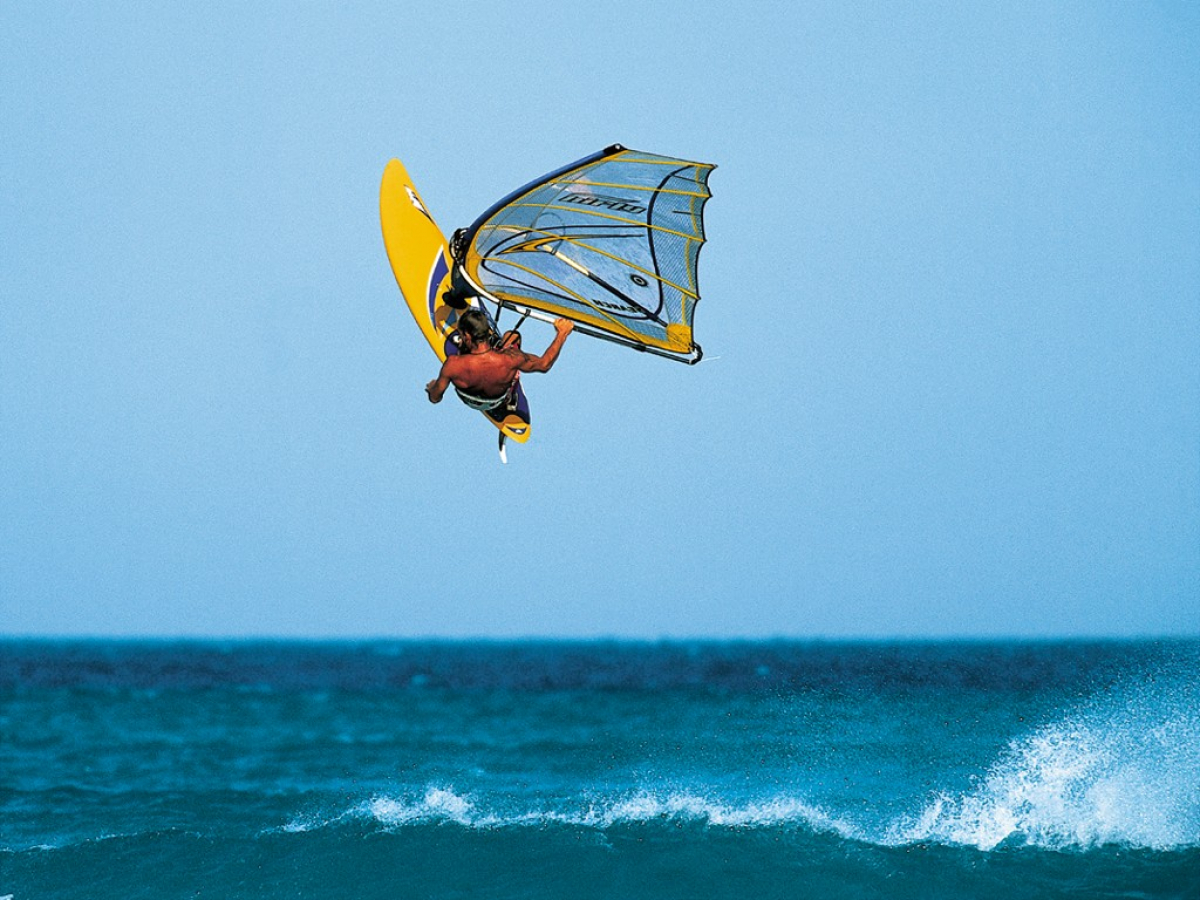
xmin=460 ymin=146 xmax=715 ymax=360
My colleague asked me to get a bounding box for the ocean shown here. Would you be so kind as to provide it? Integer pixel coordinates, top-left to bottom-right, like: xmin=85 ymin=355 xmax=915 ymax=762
xmin=1 ymin=639 xmax=1197 ymax=899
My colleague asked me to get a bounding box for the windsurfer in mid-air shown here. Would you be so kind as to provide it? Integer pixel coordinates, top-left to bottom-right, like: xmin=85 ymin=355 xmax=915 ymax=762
xmin=425 ymin=309 xmax=574 ymax=412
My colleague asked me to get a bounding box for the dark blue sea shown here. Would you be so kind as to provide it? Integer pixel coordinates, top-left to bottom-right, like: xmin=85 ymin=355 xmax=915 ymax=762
xmin=1 ymin=640 xmax=1197 ymax=899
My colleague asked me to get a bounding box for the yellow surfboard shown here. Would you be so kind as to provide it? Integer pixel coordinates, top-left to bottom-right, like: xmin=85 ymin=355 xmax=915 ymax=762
xmin=379 ymin=159 xmax=531 ymax=444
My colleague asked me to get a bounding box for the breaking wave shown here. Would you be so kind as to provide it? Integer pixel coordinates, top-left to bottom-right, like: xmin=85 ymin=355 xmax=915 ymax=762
xmin=893 ymin=671 xmax=1200 ymax=851
xmin=284 ymin=786 xmax=858 ymax=837
xmin=283 ymin=672 xmax=1200 ymax=855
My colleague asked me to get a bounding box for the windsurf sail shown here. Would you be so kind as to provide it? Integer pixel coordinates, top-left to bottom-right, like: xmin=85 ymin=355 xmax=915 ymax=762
xmin=452 ymin=145 xmax=715 ymax=364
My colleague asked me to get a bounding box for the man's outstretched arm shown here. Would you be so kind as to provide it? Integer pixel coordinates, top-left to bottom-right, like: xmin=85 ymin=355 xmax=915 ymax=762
xmin=425 ymin=366 xmax=452 ymax=403
xmin=515 ymin=319 xmax=574 ymax=373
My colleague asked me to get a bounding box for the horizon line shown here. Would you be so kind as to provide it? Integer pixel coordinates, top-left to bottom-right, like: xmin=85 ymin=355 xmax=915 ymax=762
xmin=2 ymin=632 xmax=1197 ymax=644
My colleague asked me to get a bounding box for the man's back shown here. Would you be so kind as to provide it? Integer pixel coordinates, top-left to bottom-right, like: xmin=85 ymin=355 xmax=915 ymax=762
xmin=443 ymin=348 xmax=524 ymax=398
xmin=425 ymin=317 xmax=574 ymax=405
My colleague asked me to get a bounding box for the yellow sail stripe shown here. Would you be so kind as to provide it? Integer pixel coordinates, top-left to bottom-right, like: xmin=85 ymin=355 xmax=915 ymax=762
xmin=498 ymin=202 xmax=704 ymax=243
xmin=606 ymin=155 xmax=712 ymax=168
xmin=549 ymin=179 xmax=710 ymax=199
xmin=487 ymin=224 xmax=701 ymax=301
xmin=684 ymin=167 xmax=706 ymax=295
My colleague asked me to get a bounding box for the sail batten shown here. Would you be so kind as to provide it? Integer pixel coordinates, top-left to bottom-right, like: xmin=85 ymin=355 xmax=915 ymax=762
xmin=458 ymin=145 xmax=715 ymax=362
xmin=500 ymin=203 xmax=708 ymax=242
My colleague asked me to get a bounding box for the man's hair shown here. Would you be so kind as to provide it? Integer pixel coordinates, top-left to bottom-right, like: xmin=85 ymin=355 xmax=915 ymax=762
xmin=457 ymin=308 xmax=493 ymax=343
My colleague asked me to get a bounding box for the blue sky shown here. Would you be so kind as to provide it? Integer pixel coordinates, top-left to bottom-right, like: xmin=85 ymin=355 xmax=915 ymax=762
xmin=1 ymin=2 xmax=1197 ymax=638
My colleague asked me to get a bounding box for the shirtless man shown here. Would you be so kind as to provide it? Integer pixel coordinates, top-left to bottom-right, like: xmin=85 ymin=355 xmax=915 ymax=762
xmin=425 ymin=309 xmax=574 ymax=411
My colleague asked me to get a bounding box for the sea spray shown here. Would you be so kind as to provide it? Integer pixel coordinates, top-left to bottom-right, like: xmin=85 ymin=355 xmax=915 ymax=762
xmin=892 ymin=667 xmax=1200 ymax=850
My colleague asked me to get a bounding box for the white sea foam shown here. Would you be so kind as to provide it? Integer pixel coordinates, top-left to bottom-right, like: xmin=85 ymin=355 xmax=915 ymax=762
xmin=304 ymin=785 xmax=854 ymax=837
xmin=892 ymin=674 xmax=1200 ymax=851
xmin=281 ymin=787 xmax=479 ymax=832
xmin=577 ymin=791 xmax=855 ymax=835
xmin=367 ymin=787 xmax=479 ymax=827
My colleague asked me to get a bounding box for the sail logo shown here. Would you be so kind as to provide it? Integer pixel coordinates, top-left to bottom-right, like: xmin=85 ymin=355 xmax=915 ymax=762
xmin=590 ymin=296 xmax=644 ymax=318
xmin=560 ymin=192 xmax=646 ymax=215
